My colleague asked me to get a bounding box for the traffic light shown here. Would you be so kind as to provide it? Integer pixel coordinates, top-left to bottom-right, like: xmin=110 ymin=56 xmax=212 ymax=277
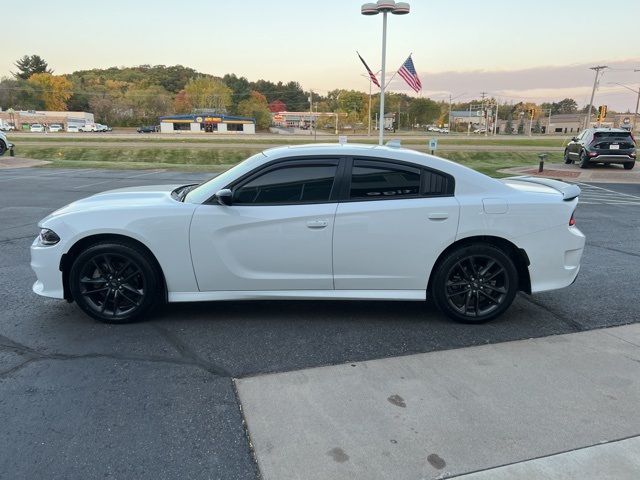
xmin=597 ymin=105 xmax=608 ymax=122
xmin=528 ymin=108 xmax=535 ymax=117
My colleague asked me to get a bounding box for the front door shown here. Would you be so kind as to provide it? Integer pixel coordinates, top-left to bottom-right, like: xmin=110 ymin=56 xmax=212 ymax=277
xmin=189 ymin=160 xmax=340 ymax=291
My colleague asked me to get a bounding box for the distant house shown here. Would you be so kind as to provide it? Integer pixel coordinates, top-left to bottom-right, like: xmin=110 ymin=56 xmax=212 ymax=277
xmin=268 ymin=100 xmax=287 ymax=113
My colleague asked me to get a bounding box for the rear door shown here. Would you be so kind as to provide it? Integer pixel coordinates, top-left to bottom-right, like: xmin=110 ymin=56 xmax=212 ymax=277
xmin=333 ymin=158 xmax=460 ymax=291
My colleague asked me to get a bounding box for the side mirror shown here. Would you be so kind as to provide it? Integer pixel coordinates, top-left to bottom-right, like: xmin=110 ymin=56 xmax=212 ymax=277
xmin=215 ymin=188 xmax=233 ymax=206
xmin=571 ymin=136 xmax=578 ymax=142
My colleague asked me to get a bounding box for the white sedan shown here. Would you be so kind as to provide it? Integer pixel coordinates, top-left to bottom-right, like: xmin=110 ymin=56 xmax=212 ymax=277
xmin=31 ymin=143 xmax=585 ymax=324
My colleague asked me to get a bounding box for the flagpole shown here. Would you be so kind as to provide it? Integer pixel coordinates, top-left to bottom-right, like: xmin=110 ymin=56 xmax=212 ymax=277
xmin=378 ymin=10 xmax=388 ymax=145
xmin=368 ymin=76 xmax=372 ymax=136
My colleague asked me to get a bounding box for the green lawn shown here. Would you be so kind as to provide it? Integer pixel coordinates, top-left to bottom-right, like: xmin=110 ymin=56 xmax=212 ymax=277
xmin=20 ymin=145 xmax=556 ymax=177
xmin=13 ymin=134 xmax=570 ymax=148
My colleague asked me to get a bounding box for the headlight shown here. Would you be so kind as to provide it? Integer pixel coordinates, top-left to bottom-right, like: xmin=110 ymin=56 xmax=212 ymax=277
xmin=38 ymin=228 xmax=60 ymax=246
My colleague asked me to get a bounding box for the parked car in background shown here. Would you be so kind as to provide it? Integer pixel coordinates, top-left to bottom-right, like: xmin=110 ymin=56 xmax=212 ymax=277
xmin=30 ymin=124 xmax=45 ymax=133
xmin=137 ymin=125 xmax=159 ymax=133
xmin=0 ymin=131 xmax=13 ymax=156
xmin=48 ymin=124 xmax=63 ymax=133
xmin=66 ymin=125 xmax=80 ymax=133
xmin=80 ymin=123 xmax=97 ymax=132
xmin=564 ymin=128 xmax=636 ymax=170
xmin=31 ymin=143 xmax=585 ymax=324
xmin=0 ymin=122 xmax=15 ymax=132
xmin=95 ymin=124 xmax=112 ymax=132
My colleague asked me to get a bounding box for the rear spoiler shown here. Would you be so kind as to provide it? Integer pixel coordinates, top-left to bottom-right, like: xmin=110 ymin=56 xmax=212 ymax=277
xmin=505 ymin=176 xmax=581 ymax=201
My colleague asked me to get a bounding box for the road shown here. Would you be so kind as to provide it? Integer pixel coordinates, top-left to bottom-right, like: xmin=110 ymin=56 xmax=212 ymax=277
xmin=1 ymin=167 xmax=639 ymax=479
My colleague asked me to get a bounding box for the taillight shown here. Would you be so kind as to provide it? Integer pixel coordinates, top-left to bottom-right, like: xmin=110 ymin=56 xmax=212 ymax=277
xmin=569 ymin=211 xmax=576 ymax=227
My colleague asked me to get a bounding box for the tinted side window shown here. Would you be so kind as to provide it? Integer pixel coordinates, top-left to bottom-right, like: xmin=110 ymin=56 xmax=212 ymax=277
xmin=422 ymin=169 xmax=454 ymax=195
xmin=233 ymin=165 xmax=337 ymax=204
xmin=350 ymin=161 xmax=420 ymax=200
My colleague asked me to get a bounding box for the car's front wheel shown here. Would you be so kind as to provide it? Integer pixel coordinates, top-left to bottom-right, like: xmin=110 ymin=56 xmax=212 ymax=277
xmin=69 ymin=242 xmax=162 ymax=323
xmin=0 ymin=140 xmax=6 ymax=156
xmin=623 ymin=162 xmax=635 ymax=170
xmin=563 ymin=149 xmax=572 ymax=164
xmin=432 ymin=244 xmax=518 ymax=323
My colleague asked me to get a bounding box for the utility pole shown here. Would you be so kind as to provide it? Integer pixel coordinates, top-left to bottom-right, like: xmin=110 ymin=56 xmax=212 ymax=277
xmin=634 ymin=69 xmax=640 ymax=133
xmin=448 ymin=94 xmax=452 ymax=133
xmin=586 ymin=66 xmax=607 ymax=129
xmin=480 ymin=92 xmax=487 ymax=136
xmin=546 ymin=108 xmax=552 ymax=135
xmin=493 ymin=102 xmax=499 ymax=135
xmin=528 ymin=108 xmax=534 ymax=136
xmin=368 ymin=77 xmax=372 ymax=136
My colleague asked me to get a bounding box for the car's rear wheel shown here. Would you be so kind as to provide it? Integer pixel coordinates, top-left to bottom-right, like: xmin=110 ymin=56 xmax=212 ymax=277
xmin=69 ymin=242 xmax=162 ymax=323
xmin=579 ymin=151 xmax=590 ymax=169
xmin=432 ymin=244 xmax=518 ymax=323
xmin=563 ymin=149 xmax=572 ymax=164
xmin=0 ymin=140 xmax=6 ymax=156
xmin=623 ymin=162 xmax=635 ymax=170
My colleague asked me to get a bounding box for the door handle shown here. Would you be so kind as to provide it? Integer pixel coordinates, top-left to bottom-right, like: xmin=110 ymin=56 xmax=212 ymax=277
xmin=306 ymin=219 xmax=328 ymax=229
xmin=428 ymin=213 xmax=449 ymax=221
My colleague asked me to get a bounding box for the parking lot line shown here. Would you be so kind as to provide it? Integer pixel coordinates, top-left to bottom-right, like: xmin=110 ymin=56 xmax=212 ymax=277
xmin=0 ymin=168 xmax=103 ymax=184
xmin=72 ymin=169 xmax=166 ymax=189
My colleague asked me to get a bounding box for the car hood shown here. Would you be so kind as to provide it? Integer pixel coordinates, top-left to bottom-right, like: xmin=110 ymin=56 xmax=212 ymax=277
xmin=41 ymin=184 xmax=183 ymax=222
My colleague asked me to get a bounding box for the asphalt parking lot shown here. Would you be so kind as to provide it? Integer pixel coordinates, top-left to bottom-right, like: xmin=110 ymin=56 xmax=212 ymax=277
xmin=1 ymin=167 xmax=639 ymax=479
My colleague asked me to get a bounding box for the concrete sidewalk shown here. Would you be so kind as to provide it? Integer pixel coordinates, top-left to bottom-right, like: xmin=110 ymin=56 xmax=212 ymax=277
xmin=236 ymin=324 xmax=640 ymax=480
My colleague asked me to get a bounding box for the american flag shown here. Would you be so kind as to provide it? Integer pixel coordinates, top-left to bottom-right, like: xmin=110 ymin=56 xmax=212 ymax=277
xmin=398 ymin=55 xmax=422 ymax=93
xmin=357 ymin=52 xmax=381 ymax=88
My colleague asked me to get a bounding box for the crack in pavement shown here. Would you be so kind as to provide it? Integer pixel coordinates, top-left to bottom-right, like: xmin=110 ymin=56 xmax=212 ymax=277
xmin=0 ymin=330 xmax=232 ymax=379
xmin=517 ymin=294 xmax=586 ymax=332
xmin=587 ymin=242 xmax=640 ymax=259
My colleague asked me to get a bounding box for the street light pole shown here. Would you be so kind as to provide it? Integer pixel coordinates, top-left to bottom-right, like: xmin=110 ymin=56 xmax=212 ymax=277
xmin=362 ymin=1 xmax=410 ymax=145
xmin=608 ymin=80 xmax=640 ymax=133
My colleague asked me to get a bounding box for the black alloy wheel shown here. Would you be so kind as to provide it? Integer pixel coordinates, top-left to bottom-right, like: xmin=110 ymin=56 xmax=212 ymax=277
xmin=0 ymin=140 xmax=6 ymax=156
xmin=563 ymin=149 xmax=572 ymax=164
xmin=623 ymin=162 xmax=635 ymax=170
xmin=69 ymin=242 xmax=161 ymax=323
xmin=432 ymin=244 xmax=518 ymax=323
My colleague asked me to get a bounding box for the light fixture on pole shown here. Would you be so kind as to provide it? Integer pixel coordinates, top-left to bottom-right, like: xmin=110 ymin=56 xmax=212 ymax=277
xmin=361 ymin=0 xmax=410 ymax=145
xmin=607 ymin=81 xmax=640 ymax=133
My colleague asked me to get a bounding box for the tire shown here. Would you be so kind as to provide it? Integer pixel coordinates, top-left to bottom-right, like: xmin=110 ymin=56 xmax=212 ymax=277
xmin=431 ymin=244 xmax=519 ymax=324
xmin=0 ymin=140 xmax=6 ymax=157
xmin=563 ymin=149 xmax=572 ymax=164
xmin=579 ymin=150 xmax=590 ymax=169
xmin=69 ymin=242 xmax=162 ymax=323
xmin=623 ymin=162 xmax=635 ymax=170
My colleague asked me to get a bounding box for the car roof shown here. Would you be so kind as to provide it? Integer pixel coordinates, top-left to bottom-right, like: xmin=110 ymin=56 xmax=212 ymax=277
xmin=589 ymin=127 xmax=630 ymax=133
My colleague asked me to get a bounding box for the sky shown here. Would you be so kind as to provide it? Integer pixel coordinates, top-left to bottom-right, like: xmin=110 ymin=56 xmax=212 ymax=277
xmin=3 ymin=0 xmax=640 ymax=110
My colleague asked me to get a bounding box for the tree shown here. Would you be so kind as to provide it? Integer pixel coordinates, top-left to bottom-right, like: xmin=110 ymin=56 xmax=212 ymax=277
xmin=27 ymin=73 xmax=72 ymax=110
xmin=504 ymin=114 xmax=514 ymax=135
xmin=533 ymin=119 xmax=542 ymax=134
xmin=13 ymin=55 xmax=53 ymax=80
xmin=173 ymin=90 xmax=191 ymax=114
xmin=408 ymin=98 xmax=441 ymax=125
xmin=183 ymin=76 xmax=232 ymax=112
xmin=124 ymin=85 xmax=172 ymax=122
xmin=237 ymin=91 xmax=272 ymax=129
xmin=223 ymin=73 xmax=251 ymax=113
xmin=554 ymin=98 xmax=578 ymax=114
xmin=517 ymin=117 xmax=525 ymax=134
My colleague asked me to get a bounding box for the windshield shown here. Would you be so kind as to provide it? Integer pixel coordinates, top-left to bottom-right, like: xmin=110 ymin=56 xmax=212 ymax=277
xmin=184 ymin=152 xmax=266 ymax=204
xmin=594 ymin=131 xmax=631 ymax=138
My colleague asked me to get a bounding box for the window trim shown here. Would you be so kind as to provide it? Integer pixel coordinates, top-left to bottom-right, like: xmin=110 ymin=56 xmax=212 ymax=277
xmin=342 ymin=156 xmax=455 ymax=203
xmin=207 ymin=156 xmax=345 ymax=206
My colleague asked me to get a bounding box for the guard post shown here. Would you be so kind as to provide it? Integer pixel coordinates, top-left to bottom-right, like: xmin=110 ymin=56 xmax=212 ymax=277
xmin=538 ymin=153 xmax=547 ymax=173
